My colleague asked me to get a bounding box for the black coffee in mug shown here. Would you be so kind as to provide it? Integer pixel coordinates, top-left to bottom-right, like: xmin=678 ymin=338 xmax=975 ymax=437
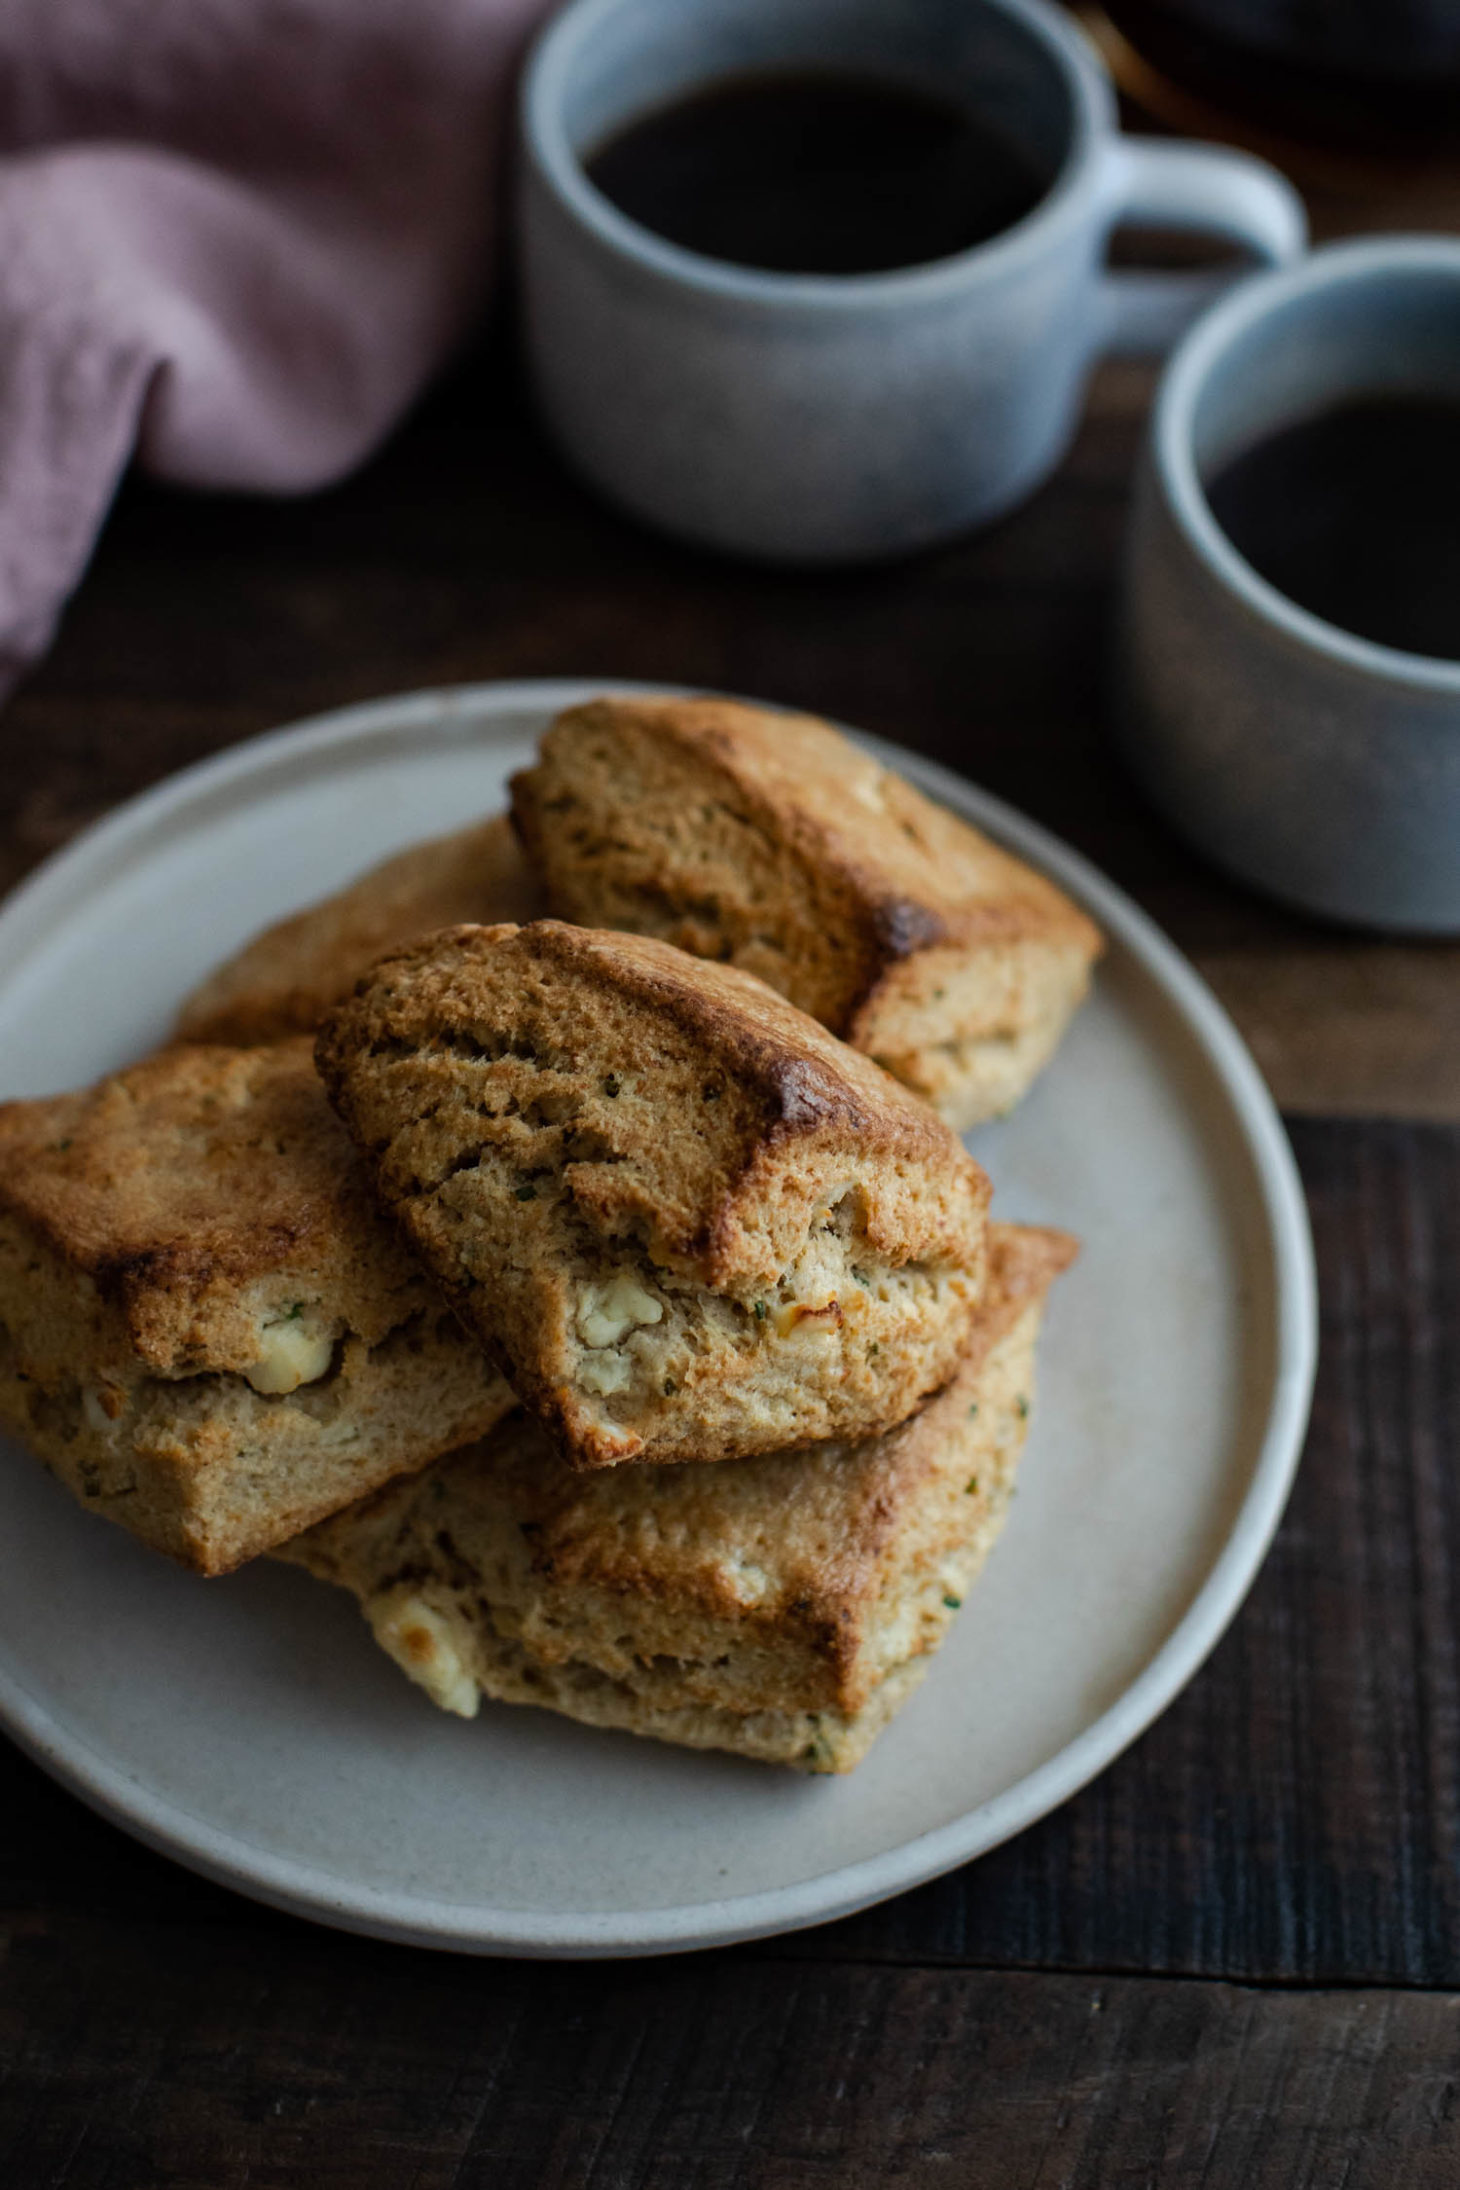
xmin=585 ymin=70 xmax=1051 ymax=276
xmin=1205 ymin=397 xmax=1460 ymax=661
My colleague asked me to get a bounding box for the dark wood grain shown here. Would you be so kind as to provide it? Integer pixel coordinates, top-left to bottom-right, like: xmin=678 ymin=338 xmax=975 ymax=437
xmin=6 ymin=1930 xmax=1460 ymax=2189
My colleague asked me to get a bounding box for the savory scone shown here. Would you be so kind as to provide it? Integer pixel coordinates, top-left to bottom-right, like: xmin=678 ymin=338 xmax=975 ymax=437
xmin=175 ymin=812 xmax=546 ymax=1047
xmin=315 ymin=920 xmax=990 ymax=1471
xmin=283 ymin=1224 xmax=1074 ymax=1772
xmin=511 ymin=695 xmax=1103 ymax=1128
xmin=0 ymin=1041 xmax=513 ymax=1574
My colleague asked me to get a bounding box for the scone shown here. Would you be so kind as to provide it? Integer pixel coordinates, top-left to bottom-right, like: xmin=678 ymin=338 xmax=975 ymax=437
xmin=315 ymin=920 xmax=990 ymax=1470
xmin=511 ymin=695 xmax=1103 ymax=1128
xmin=176 ymin=812 xmax=546 ymax=1047
xmin=282 ymin=1224 xmax=1074 ymax=1772
xmin=0 ymin=1041 xmax=512 ymax=1573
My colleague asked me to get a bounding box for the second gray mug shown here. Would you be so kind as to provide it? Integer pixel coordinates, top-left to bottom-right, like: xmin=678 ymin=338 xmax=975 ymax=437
xmin=518 ymin=0 xmax=1305 ymax=564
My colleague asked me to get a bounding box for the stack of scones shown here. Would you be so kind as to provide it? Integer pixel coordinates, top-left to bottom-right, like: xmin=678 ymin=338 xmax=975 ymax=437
xmin=0 ymin=697 xmax=1099 ymax=1771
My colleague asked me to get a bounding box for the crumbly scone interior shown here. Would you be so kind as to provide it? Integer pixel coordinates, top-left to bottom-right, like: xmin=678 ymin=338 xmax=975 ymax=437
xmin=0 ymin=1202 xmax=410 ymax=1411
xmin=344 ymin=1606 xmax=938 ymax=1775
xmin=534 ymin=1181 xmax=971 ymax=1465
xmin=857 ymin=942 xmax=1097 ymax=1130
xmin=282 ymin=1283 xmax=1048 ymax=1771
xmin=342 ymin=1011 xmax=978 ymax=1466
xmin=0 ymin=1211 xmax=509 ymax=1569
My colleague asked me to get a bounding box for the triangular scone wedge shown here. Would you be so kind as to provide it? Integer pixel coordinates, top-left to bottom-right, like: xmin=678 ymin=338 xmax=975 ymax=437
xmin=281 ymin=1224 xmax=1076 ymax=1772
xmin=176 ymin=813 xmax=546 ymax=1047
xmin=0 ymin=1042 xmax=513 ymax=1573
xmin=315 ymin=920 xmax=990 ymax=1470
xmin=511 ymin=695 xmax=1103 ymax=1129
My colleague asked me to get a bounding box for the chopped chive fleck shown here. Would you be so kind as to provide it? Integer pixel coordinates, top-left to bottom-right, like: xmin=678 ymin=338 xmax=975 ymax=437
xmin=56 ymin=1138 xmax=72 ymax=1152
xmin=515 ymin=1184 xmax=537 ymax=1202
xmin=965 ymin=1477 xmax=980 ymax=1495
xmin=932 ymin=987 xmax=946 ymax=1002
xmin=284 ymin=1301 xmax=305 ymax=1320
xmin=967 ymin=1402 xmax=979 ymax=1419
xmin=1016 ymin=1395 xmax=1030 ymax=1418
xmin=943 ymin=1593 xmax=962 ymax=1610
xmin=753 ymin=1301 xmax=767 ymax=1322
xmin=867 ymin=1342 xmax=880 ymax=1358
xmin=801 ymin=1714 xmax=835 ymax=1770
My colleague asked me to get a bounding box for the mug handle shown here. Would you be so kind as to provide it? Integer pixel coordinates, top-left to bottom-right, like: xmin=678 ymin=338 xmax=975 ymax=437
xmin=1098 ymin=139 xmax=1307 ymax=356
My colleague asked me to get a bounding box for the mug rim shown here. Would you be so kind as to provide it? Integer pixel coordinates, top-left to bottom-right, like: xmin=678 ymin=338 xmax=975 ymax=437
xmin=1154 ymin=233 xmax=1460 ymax=697
xmin=520 ymin=0 xmax=1115 ymax=310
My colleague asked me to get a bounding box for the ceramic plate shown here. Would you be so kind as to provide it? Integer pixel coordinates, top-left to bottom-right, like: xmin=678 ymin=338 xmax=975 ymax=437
xmin=0 ymin=679 xmax=1316 ymax=1957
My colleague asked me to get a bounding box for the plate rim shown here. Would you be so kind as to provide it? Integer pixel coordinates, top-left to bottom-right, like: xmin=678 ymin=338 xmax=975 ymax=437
xmin=0 ymin=676 xmax=1318 ymax=1958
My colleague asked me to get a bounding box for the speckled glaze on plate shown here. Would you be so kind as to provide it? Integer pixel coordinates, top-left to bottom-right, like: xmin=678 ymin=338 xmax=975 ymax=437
xmin=0 ymin=679 xmax=1315 ymax=1957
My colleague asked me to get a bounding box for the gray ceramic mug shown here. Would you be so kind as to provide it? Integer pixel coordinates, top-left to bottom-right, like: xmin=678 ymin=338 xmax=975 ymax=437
xmin=1116 ymin=236 xmax=1460 ymax=934
xmin=517 ymin=0 xmax=1305 ymax=564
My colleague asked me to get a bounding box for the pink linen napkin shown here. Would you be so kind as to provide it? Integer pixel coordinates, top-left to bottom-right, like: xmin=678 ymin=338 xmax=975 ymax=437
xmin=0 ymin=0 xmax=554 ymax=695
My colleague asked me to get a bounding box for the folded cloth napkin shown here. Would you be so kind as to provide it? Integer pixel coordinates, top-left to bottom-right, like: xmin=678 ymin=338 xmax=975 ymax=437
xmin=0 ymin=0 xmax=553 ymax=695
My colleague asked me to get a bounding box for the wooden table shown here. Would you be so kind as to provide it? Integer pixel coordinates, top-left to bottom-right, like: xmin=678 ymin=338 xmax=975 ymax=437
xmin=3 ymin=133 xmax=1460 ymax=2187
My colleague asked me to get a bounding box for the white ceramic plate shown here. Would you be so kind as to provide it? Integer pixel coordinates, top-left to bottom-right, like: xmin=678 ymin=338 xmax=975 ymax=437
xmin=0 ymin=680 xmax=1315 ymax=1958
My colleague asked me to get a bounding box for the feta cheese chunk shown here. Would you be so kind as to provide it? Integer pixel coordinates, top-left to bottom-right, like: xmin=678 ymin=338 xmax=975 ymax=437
xmin=578 ymin=1350 xmax=633 ymax=1397
xmin=245 ymin=1312 xmax=334 ymax=1395
xmin=576 ymin=1273 xmax=664 ymax=1351
xmin=367 ymin=1591 xmax=481 ymax=1717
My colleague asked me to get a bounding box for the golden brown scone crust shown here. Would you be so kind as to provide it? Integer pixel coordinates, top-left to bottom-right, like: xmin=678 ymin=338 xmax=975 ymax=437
xmin=176 ymin=813 xmax=546 ymax=1047
xmin=316 ymin=920 xmax=990 ymax=1469
xmin=511 ymin=695 xmax=1103 ymax=1127
xmin=283 ymin=1224 xmax=1076 ymax=1771
xmin=0 ymin=1041 xmax=511 ymax=1572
